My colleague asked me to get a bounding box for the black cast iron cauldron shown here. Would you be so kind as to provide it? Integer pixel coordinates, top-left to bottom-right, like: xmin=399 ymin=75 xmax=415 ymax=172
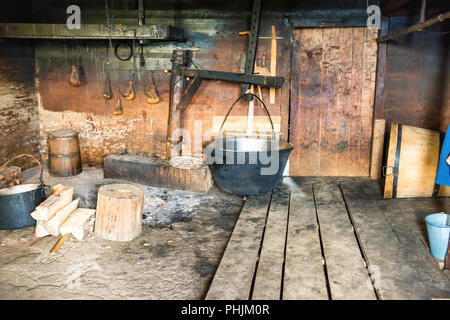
xmin=0 ymin=154 xmax=47 ymax=230
xmin=206 ymin=93 xmax=293 ymax=197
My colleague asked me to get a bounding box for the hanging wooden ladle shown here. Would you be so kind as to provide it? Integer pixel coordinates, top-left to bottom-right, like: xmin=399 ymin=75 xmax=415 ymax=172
xmin=144 ymin=73 xmax=160 ymax=104
xmin=113 ymin=97 xmax=124 ymax=115
xmin=119 ymin=79 xmax=135 ymax=101
xmin=69 ymin=65 xmax=81 ymax=87
xmin=102 ymin=77 xmax=112 ymax=100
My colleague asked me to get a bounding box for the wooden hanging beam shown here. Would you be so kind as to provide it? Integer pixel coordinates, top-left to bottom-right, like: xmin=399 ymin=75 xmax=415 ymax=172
xmin=176 ymin=67 xmax=284 ymax=88
xmin=241 ymin=0 xmax=262 ymax=98
xmin=377 ymin=11 xmax=450 ymax=43
xmin=0 ymin=23 xmax=185 ymax=41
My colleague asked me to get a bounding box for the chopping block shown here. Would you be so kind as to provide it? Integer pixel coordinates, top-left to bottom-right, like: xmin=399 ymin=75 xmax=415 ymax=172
xmin=103 ymin=154 xmax=213 ymax=193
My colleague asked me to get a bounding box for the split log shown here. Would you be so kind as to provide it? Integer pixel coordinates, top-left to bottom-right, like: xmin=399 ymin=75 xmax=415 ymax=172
xmin=71 ymin=221 xmax=90 ymax=241
xmin=31 ymin=185 xmax=74 ymax=220
xmin=42 ymin=198 xmax=79 ymax=236
xmin=35 ymin=220 xmax=50 ymax=237
xmin=95 ymin=184 xmax=144 ymax=241
xmin=60 ymin=208 xmax=95 ymax=241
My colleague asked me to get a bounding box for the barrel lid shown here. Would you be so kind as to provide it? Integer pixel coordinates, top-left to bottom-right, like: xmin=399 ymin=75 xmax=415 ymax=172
xmin=49 ymin=129 xmax=78 ymax=138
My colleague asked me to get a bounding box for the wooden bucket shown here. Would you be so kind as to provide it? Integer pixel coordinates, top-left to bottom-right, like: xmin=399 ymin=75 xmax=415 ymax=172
xmin=383 ymin=123 xmax=450 ymax=198
xmin=48 ymin=129 xmax=82 ymax=177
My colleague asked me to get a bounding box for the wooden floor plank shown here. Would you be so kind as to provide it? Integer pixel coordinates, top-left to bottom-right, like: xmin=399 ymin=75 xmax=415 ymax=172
xmin=340 ymin=180 xmax=450 ymax=300
xmin=205 ymin=193 xmax=271 ymax=300
xmin=314 ymin=182 xmax=376 ymax=300
xmin=283 ymin=179 xmax=328 ymax=300
xmin=252 ymin=184 xmax=290 ymax=300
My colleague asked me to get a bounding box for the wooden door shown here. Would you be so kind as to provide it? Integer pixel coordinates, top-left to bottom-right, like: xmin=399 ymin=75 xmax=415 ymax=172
xmin=289 ymin=28 xmax=378 ymax=176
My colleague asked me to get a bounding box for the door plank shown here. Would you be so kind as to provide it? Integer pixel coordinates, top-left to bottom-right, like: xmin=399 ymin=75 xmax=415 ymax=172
xmin=290 ymin=28 xmax=323 ymax=176
xmin=289 ymin=28 xmax=377 ymax=177
xmin=319 ymin=28 xmax=340 ymax=175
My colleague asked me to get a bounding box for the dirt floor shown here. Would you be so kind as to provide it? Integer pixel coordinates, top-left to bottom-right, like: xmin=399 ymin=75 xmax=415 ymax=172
xmin=0 ymin=166 xmax=243 ymax=299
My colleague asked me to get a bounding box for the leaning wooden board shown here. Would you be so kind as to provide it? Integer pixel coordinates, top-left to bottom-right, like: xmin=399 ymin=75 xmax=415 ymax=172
xmin=369 ymin=119 xmax=386 ymax=180
xmin=384 ymin=123 xmax=450 ymax=198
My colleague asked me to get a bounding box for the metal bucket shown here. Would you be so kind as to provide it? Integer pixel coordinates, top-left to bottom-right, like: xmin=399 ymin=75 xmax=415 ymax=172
xmin=425 ymin=213 xmax=450 ymax=260
xmin=0 ymin=154 xmax=47 ymax=230
xmin=206 ymin=93 xmax=293 ymax=196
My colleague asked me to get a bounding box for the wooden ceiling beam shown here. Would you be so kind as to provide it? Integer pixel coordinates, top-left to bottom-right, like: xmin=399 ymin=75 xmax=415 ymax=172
xmin=377 ymin=10 xmax=450 ymax=42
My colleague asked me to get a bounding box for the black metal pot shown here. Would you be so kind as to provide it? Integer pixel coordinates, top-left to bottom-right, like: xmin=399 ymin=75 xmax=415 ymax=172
xmin=207 ymin=138 xmax=293 ymax=196
xmin=0 ymin=184 xmax=46 ymax=230
xmin=206 ymin=93 xmax=294 ymax=197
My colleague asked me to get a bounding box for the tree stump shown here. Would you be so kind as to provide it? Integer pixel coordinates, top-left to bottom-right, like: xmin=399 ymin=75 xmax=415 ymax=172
xmin=95 ymin=184 xmax=144 ymax=241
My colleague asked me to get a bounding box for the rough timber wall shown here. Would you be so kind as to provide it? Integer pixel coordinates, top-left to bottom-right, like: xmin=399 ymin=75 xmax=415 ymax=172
xmin=32 ymin=2 xmax=291 ymax=165
xmin=0 ymin=40 xmax=40 ymax=169
xmin=289 ymin=28 xmax=378 ymax=177
xmin=374 ymin=16 xmax=450 ymax=133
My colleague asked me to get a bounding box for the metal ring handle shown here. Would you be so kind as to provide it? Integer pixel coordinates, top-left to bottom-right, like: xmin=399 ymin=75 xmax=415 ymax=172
xmin=218 ymin=93 xmax=275 ymax=138
xmin=0 ymin=153 xmax=45 ymax=187
xmin=114 ymin=42 xmax=133 ymax=61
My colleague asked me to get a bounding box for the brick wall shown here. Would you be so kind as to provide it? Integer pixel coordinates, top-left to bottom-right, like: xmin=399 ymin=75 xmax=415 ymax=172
xmin=0 ymin=40 xmax=40 ymax=170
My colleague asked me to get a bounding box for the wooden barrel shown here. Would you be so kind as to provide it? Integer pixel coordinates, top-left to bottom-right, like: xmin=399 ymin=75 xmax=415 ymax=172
xmin=383 ymin=123 xmax=450 ymax=198
xmin=48 ymin=129 xmax=82 ymax=177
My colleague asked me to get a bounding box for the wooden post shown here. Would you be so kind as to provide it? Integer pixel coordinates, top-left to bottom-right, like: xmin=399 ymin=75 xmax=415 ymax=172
xmin=95 ymin=184 xmax=144 ymax=241
xmin=165 ymin=50 xmax=189 ymax=159
xmin=270 ymin=25 xmax=276 ymax=104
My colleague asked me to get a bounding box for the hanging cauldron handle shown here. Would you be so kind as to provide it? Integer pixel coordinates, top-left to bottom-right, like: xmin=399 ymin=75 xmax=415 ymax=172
xmin=218 ymin=93 xmax=276 ymax=140
xmin=0 ymin=154 xmax=47 ymax=189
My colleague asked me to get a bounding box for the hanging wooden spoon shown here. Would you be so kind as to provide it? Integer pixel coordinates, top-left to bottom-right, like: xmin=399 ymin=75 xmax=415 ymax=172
xmin=144 ymin=74 xmax=160 ymax=104
xmin=69 ymin=65 xmax=81 ymax=87
xmin=103 ymin=78 xmax=112 ymax=100
xmin=113 ymin=97 xmax=123 ymax=115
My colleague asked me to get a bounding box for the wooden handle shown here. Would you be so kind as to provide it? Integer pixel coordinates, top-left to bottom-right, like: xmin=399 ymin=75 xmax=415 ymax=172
xmin=50 ymin=233 xmax=69 ymax=254
xmin=270 ymin=25 xmax=277 ymax=104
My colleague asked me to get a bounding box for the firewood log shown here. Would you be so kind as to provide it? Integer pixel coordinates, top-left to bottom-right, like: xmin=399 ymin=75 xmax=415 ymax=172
xmin=42 ymin=198 xmax=79 ymax=236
